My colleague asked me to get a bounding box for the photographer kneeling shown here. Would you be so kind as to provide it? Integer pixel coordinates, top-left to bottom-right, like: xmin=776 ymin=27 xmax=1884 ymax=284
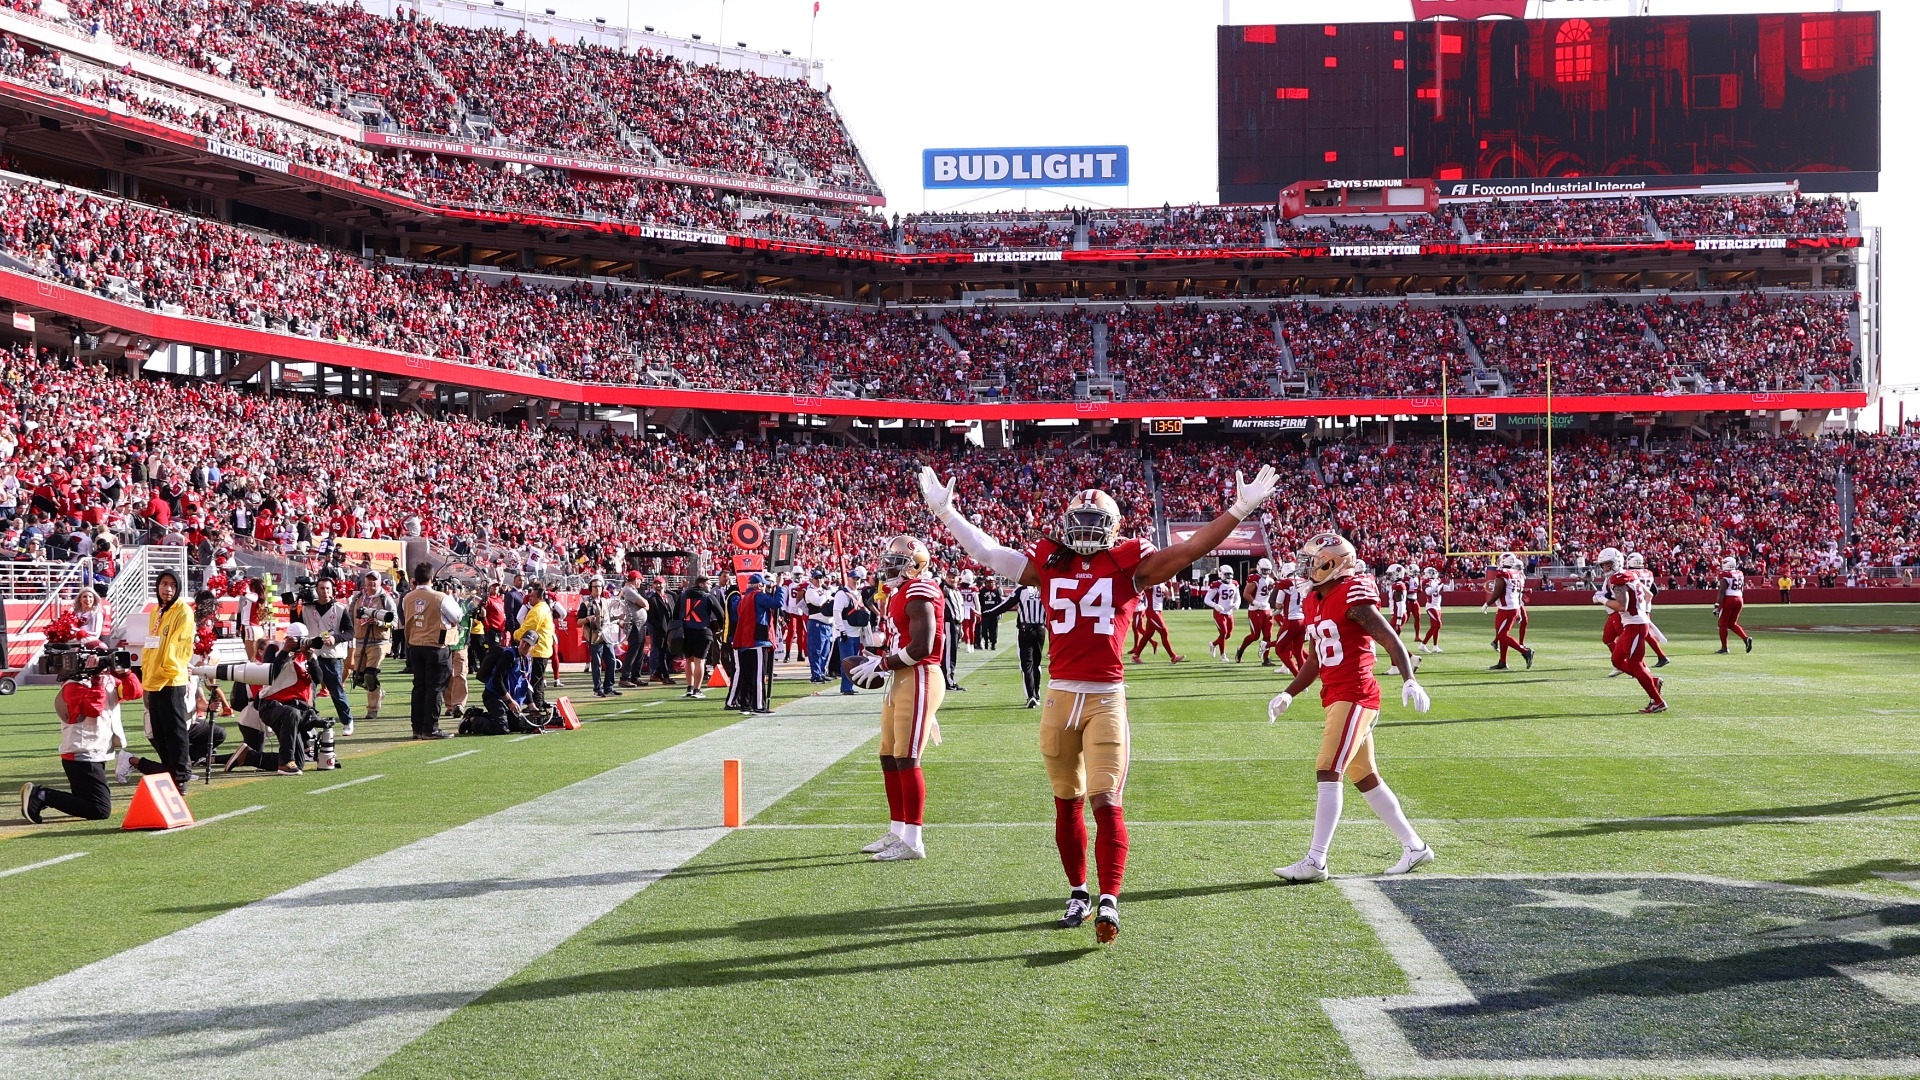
xmin=21 ymin=645 xmax=142 ymax=823
xmin=205 ymin=624 xmax=337 ymax=776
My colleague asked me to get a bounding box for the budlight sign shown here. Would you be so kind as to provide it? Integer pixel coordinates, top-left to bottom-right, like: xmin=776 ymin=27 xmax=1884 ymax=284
xmin=923 ymin=145 xmax=1129 ymax=189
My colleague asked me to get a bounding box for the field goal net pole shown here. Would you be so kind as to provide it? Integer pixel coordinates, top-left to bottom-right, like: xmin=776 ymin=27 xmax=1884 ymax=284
xmin=1440 ymin=357 xmax=1554 ymax=560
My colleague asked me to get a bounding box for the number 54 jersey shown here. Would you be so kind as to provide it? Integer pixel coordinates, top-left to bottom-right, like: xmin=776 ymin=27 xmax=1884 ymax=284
xmin=1302 ymin=573 xmax=1382 ymax=709
xmin=1028 ymin=536 xmax=1150 ymax=686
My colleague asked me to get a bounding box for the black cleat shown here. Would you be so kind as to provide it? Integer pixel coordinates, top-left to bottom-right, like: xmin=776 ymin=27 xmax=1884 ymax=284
xmin=1714 ymin=648 xmax=1729 ymax=655
xmin=1058 ymin=890 xmax=1092 ymax=929
xmin=1655 ymin=655 xmax=1671 ymax=667
xmin=1094 ymin=897 xmax=1119 ymax=943
xmin=1488 ymin=663 xmax=1509 ymax=671
xmin=1520 ymin=647 xmax=1535 ymax=670
xmin=1745 ymin=635 xmax=1754 ymax=653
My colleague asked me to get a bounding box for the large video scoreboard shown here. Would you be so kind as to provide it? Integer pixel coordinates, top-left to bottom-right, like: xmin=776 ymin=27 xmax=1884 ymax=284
xmin=1219 ymin=12 xmax=1880 ymax=201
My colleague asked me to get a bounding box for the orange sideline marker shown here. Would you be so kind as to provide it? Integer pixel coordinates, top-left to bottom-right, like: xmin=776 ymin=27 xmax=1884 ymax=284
xmin=722 ymin=758 xmax=742 ymax=827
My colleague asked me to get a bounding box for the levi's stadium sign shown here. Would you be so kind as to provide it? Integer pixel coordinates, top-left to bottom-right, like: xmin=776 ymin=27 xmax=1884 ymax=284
xmin=924 ymin=146 xmax=1129 ymax=189
xmin=1409 ymin=0 xmax=1527 ymax=18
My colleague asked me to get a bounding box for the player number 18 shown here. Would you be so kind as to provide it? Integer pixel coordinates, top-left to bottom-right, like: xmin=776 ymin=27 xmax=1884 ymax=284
xmin=1048 ymin=576 xmax=1116 ymax=636
xmin=1309 ymin=618 xmax=1344 ymax=667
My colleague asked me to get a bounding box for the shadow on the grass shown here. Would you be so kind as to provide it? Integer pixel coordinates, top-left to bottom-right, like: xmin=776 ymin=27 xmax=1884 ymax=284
xmin=1381 ymin=712 xmax=1616 ymax=729
xmin=1534 ymin=792 xmax=1920 ymax=838
xmin=1782 ymin=858 xmax=1920 ymax=889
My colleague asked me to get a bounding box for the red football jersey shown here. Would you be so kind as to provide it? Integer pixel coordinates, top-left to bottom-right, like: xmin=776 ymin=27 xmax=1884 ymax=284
xmin=1303 ymin=573 xmax=1382 ymax=708
xmin=886 ymin=575 xmax=945 ymax=666
xmin=1029 ymin=536 xmax=1150 ymax=684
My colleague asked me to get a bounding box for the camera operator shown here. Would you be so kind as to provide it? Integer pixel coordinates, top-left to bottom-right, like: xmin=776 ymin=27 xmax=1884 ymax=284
xmin=133 ymin=568 xmax=194 ymax=789
xmin=401 ymin=562 xmax=460 ymax=741
xmin=208 ymin=624 xmax=335 ymax=775
xmin=302 ymin=572 xmax=356 ymax=735
xmin=348 ymin=571 xmax=396 ymax=720
xmin=21 ymin=644 xmax=141 ymax=823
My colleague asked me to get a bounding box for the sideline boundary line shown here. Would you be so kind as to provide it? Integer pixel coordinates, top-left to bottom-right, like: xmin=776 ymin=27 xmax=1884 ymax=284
xmin=0 ymin=647 xmax=1005 ymax=1080
xmin=0 ymin=851 xmax=86 ymax=878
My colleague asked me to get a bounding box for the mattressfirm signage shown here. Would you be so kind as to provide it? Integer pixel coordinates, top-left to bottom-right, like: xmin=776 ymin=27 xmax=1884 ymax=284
xmin=924 ymin=146 xmax=1128 ymax=189
xmin=1224 ymin=416 xmax=1310 ymax=432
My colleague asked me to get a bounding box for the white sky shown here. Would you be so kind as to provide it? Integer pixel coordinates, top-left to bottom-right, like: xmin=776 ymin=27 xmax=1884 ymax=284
xmin=500 ymin=0 xmax=1910 ymax=414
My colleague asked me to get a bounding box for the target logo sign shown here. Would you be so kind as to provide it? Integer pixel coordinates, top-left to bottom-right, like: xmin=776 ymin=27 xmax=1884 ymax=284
xmin=730 ymin=519 xmax=766 ymax=551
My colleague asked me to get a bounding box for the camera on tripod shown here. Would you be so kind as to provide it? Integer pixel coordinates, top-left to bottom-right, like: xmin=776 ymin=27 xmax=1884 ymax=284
xmin=38 ymin=642 xmax=134 ymax=679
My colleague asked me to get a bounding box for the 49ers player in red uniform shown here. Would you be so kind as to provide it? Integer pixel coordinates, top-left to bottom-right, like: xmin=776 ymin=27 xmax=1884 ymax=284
xmin=1268 ymin=533 xmax=1434 ymax=882
xmin=1715 ymin=556 xmax=1754 ymax=654
xmin=922 ymin=463 xmax=1280 ymax=943
xmin=843 ymin=535 xmax=947 ymax=861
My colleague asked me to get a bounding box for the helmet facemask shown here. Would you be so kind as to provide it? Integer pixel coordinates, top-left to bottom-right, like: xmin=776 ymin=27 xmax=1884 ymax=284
xmin=1061 ymin=491 xmax=1120 ymax=556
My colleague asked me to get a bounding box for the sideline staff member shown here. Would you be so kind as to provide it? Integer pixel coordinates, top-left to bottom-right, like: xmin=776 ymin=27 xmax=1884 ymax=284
xmin=137 ymin=569 xmax=195 ymax=788
xmin=402 ymin=564 xmax=462 ymax=740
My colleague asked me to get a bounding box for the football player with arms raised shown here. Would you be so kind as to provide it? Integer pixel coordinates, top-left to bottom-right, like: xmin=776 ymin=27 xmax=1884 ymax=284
xmin=845 ymin=535 xmax=947 ymax=862
xmin=921 ymin=464 xmax=1280 ymax=943
xmin=1482 ymin=552 xmax=1534 ymax=670
xmin=1269 ymin=533 xmax=1434 ymax=883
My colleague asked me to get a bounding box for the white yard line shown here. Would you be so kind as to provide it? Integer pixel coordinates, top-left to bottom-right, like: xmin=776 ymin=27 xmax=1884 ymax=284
xmin=147 ymin=805 xmax=265 ymax=835
xmin=0 ymin=851 xmax=86 ymax=879
xmin=425 ymin=749 xmax=482 ymax=765
xmin=0 ymin=649 xmax=1002 ymax=1080
xmin=307 ymin=775 xmax=385 ymax=796
xmin=507 ymin=733 xmax=541 ymax=743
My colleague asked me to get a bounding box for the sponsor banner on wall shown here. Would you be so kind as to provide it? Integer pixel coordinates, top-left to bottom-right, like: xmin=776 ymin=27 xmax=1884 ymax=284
xmin=361 ymin=131 xmax=884 ymax=206
xmin=208 ymin=138 xmax=289 ymax=174
xmin=1167 ymin=520 xmax=1270 ymax=557
xmin=1223 ymin=416 xmax=1311 ymax=432
xmin=923 ymin=145 xmax=1128 ymax=189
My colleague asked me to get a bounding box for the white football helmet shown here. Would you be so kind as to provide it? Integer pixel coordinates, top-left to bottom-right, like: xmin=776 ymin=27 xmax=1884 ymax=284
xmin=1497 ymin=552 xmax=1524 ymax=571
xmin=1279 ymin=561 xmax=1298 ymax=578
xmin=1257 ymin=557 xmax=1274 ymax=574
xmin=1296 ymin=532 xmax=1359 ymax=586
xmin=878 ymin=535 xmax=930 ymax=583
xmin=1594 ymin=547 xmax=1624 ymax=574
xmin=1386 ymin=563 xmax=1405 ymax=581
xmin=1625 ymin=552 xmax=1646 ymax=570
xmin=1220 ymin=564 xmax=1236 ymax=579
xmin=1420 ymin=566 xmax=1440 ymax=582
xmin=959 ymin=569 xmax=976 ymax=586
xmin=1719 ymin=556 xmax=1738 ymax=573
xmin=1061 ymin=489 xmax=1121 ymax=555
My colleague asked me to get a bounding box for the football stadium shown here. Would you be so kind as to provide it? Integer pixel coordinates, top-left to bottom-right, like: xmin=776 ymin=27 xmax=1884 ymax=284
xmin=0 ymin=0 xmax=1913 ymax=1075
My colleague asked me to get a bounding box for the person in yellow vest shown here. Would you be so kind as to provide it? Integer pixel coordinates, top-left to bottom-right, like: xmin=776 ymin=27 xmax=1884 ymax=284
xmin=132 ymin=569 xmax=195 ymax=789
xmin=512 ymin=581 xmax=556 ymax=712
xmin=402 ymin=563 xmax=462 ymax=741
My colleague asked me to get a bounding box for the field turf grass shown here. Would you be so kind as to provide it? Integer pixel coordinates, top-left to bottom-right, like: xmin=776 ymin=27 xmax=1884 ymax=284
xmin=4 ymin=603 xmax=1920 ymax=1078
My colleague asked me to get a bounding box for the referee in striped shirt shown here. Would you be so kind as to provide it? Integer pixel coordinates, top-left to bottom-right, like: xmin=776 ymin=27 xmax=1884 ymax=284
xmin=987 ymin=583 xmax=1045 ymax=708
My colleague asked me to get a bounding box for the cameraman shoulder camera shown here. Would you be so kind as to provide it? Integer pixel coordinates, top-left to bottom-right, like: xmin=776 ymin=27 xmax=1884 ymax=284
xmin=198 ymin=625 xmax=336 ymax=774
xmin=21 ymin=643 xmax=142 ymax=823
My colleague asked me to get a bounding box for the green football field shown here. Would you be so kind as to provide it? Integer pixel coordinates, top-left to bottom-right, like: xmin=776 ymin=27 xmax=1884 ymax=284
xmin=1 ymin=604 xmax=1918 ymax=1079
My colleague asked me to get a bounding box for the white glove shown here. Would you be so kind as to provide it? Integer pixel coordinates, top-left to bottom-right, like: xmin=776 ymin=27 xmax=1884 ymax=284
xmin=918 ymin=466 xmax=958 ymax=521
xmin=1401 ymin=679 xmax=1431 ymax=714
xmin=1479 ymin=604 xmax=1491 ymax=614
xmin=847 ymin=653 xmax=885 ymax=684
xmin=1267 ymin=691 xmax=1293 ymax=722
xmin=1228 ymin=464 xmax=1280 ymax=521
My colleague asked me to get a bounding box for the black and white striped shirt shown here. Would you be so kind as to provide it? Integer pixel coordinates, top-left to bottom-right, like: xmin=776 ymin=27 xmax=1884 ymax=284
xmin=1014 ymin=586 xmax=1044 ymax=628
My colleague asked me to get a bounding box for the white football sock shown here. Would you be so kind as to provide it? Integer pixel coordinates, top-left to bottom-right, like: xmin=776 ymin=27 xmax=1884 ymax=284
xmin=1068 ymin=881 xmax=1088 ymax=894
xmin=1362 ymin=781 xmax=1424 ymax=852
xmin=888 ymin=820 xmax=905 ymax=838
xmin=901 ymin=823 xmax=923 ymax=848
xmin=1308 ymin=781 xmax=1343 ymax=867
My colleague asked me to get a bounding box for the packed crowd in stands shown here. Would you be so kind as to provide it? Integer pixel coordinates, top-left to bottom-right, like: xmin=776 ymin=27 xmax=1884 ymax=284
xmin=1651 ymin=193 xmax=1853 ymax=239
xmin=939 ymin=307 xmax=1090 ymax=401
xmin=904 ymin=221 xmax=1072 ymax=252
xmin=1085 ymin=206 xmax=1268 ymax=250
xmin=1462 ymin=198 xmax=1652 ymax=241
xmin=1280 ymin=304 xmax=1474 ymax=398
xmin=0 ymin=0 xmax=875 ymax=190
xmin=0 ymin=341 xmax=1909 ymax=588
xmin=1276 ymin=214 xmax=1459 ymax=244
xmin=1638 ymin=294 xmax=1860 ymax=392
xmin=0 ymin=172 xmax=1864 ymax=401
xmin=1461 ymin=301 xmax=1670 ymax=395
xmin=1153 ymin=432 xmax=1869 ymax=582
xmin=1102 ymin=304 xmax=1280 ymax=400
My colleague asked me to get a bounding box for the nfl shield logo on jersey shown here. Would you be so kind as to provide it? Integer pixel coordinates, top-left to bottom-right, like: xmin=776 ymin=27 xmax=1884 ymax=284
xmin=1324 ymin=874 xmax=1920 ymax=1077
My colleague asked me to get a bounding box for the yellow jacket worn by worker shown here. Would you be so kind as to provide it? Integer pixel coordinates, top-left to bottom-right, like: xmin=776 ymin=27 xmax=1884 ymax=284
xmin=514 ymin=599 xmax=556 ymax=659
xmin=142 ymin=593 xmax=195 ymax=688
